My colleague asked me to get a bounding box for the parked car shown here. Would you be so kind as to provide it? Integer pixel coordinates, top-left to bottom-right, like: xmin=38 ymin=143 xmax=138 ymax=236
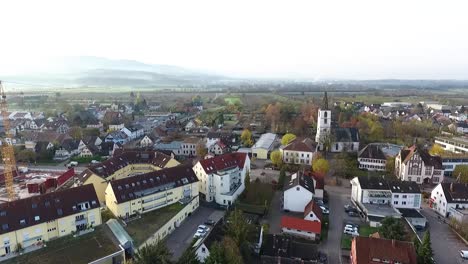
xmin=460 ymin=250 xmax=468 ymax=259
xmin=320 ymin=205 xmax=329 ymax=215
xmin=348 ymin=211 xmax=359 ymax=217
xmin=345 ymin=224 xmax=359 ymax=230
xmin=193 ymin=228 xmax=207 ymax=238
xmin=414 ymin=225 xmax=425 ymax=231
xmin=344 ymin=204 xmax=354 ymax=212
xmin=198 ymin=225 xmax=210 ymax=232
xmin=315 ymin=199 xmax=325 ymax=206
xmin=343 ymin=228 xmax=359 ymax=236
xmin=205 ymin=220 xmax=216 ymax=226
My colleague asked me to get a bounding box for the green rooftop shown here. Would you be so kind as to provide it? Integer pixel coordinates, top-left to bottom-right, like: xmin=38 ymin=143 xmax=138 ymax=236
xmin=124 ymin=202 xmax=185 ymax=246
xmin=4 ymin=226 xmax=121 ymax=264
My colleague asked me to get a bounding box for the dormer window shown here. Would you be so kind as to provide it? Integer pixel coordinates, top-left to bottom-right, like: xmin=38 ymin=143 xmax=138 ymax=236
xmin=1 ymin=224 xmax=8 ymax=230
xmin=20 ymin=219 xmax=26 ymax=225
xmin=34 ymin=216 xmax=40 ymax=221
xmin=0 ymin=211 xmax=6 ymax=217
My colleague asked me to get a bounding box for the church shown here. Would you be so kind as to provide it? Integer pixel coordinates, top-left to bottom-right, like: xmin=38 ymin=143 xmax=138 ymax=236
xmin=315 ymin=92 xmax=360 ymax=152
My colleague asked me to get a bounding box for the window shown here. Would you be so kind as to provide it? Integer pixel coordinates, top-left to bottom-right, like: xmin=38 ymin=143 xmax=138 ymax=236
xmin=0 ymin=211 xmax=6 ymax=216
xmin=19 ymin=219 xmax=26 ymax=225
xmin=402 ymin=195 xmax=407 ymax=198
xmin=402 ymin=201 xmax=407 ymax=205
xmin=393 ymin=201 xmax=398 ymax=205
xmin=34 ymin=216 xmax=40 ymax=221
xmin=296 ymin=187 xmax=300 ymax=191
xmin=394 ymin=194 xmax=399 ymax=198
xmin=416 ymin=177 xmax=420 ymax=182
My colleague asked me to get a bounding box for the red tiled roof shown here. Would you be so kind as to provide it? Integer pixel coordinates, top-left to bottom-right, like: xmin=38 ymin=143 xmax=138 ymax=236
xmin=303 ymin=200 xmax=323 ymax=221
xmin=199 ymin=152 xmax=247 ymax=174
xmin=281 ymin=216 xmax=321 ymax=234
xmin=283 ymin=138 xmax=317 ymax=152
xmin=352 ymin=236 xmax=417 ymax=264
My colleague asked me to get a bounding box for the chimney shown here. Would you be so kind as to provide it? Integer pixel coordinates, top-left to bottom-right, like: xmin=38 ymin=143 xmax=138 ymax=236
xmin=392 ymin=239 xmax=396 ymax=247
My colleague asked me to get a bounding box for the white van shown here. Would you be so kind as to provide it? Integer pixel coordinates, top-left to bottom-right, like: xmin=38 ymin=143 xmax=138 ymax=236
xmin=460 ymin=250 xmax=468 ymax=259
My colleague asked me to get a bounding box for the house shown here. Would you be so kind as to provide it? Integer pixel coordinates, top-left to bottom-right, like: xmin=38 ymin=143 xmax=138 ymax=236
xmin=280 ymin=137 xmax=316 ymax=166
xmin=280 ymin=216 xmax=321 ymax=241
xmin=350 ymin=176 xmax=402 ymax=226
xmin=303 ymin=200 xmax=323 ymax=222
xmin=185 ymin=120 xmax=196 ymax=132
xmin=435 ymin=136 xmax=468 ymax=153
xmin=350 ymin=237 xmax=417 ymax=264
xmin=8 ymin=111 xmax=33 ymax=120
xmin=358 ymin=144 xmax=387 ymax=171
xmin=193 ymin=152 xmax=250 ymax=206
xmin=283 ymin=171 xmax=315 ymax=212
xmin=86 ymin=119 xmax=104 ymax=131
xmin=25 ymin=119 xmax=46 ymax=130
xmin=103 ymin=111 xmax=125 ymax=131
xmin=105 ymin=164 xmax=199 ymax=220
xmin=76 ymin=150 xmax=180 ymax=202
xmin=208 ymin=140 xmax=228 ymax=155
xmin=139 ymin=135 xmax=156 ymax=148
xmin=79 ymin=144 xmax=98 ymax=158
xmin=180 ymin=137 xmax=200 ymax=157
xmin=388 ymin=181 xmax=422 ymax=209
xmin=154 ymin=141 xmax=183 ymax=156
xmin=441 ymin=155 xmax=468 ymax=177
xmin=121 ymin=125 xmax=144 ymax=140
xmin=105 ymin=130 xmax=129 ymax=145
xmin=45 ymin=119 xmax=70 ymax=134
xmin=206 ymin=131 xmax=236 ymax=148
xmin=54 ymin=139 xmax=80 ymax=161
xmin=430 ymin=182 xmax=468 ymax=217
xmin=34 ymin=141 xmax=54 ymax=153
xmin=261 ymin=234 xmax=320 ymax=263
xmin=449 ymin=122 xmax=468 ymax=134
xmin=0 ymin=185 xmax=101 ymax=257
xmin=252 ymin=133 xmax=278 ymax=159
xmin=395 ymin=145 xmax=444 ymax=184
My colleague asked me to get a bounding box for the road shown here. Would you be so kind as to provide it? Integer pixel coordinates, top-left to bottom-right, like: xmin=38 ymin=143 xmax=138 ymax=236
xmin=166 ymin=206 xmax=225 ymax=260
xmin=420 ymin=205 xmax=467 ymax=264
xmin=265 ymin=191 xmax=282 ymax=234
xmin=319 ymin=185 xmax=354 ymax=264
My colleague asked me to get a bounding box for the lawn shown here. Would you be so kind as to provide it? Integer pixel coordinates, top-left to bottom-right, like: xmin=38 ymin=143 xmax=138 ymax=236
xmin=341 ymin=234 xmax=352 ymax=250
xmin=237 ymin=182 xmax=275 ymax=215
xmin=4 ymin=226 xmax=120 ymax=264
xmin=359 ymin=225 xmax=380 ymax=237
xmin=224 ymin=96 xmax=242 ymax=105
xmin=321 ymin=216 xmax=329 ymax=241
xmin=124 ymin=202 xmax=185 ymax=246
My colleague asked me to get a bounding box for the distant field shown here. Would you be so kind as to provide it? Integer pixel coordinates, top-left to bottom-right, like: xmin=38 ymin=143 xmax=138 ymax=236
xmin=224 ymin=96 xmax=242 ymax=105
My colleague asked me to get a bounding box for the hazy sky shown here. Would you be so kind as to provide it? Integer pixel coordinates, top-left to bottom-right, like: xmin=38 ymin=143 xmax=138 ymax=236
xmin=1 ymin=0 xmax=468 ymax=79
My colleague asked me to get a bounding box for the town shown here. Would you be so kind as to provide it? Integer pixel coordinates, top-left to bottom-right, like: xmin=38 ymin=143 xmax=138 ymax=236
xmin=0 ymin=82 xmax=467 ymax=264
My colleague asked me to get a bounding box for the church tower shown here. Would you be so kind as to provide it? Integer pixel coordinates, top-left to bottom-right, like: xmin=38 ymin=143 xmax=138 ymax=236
xmin=315 ymin=92 xmax=332 ymax=143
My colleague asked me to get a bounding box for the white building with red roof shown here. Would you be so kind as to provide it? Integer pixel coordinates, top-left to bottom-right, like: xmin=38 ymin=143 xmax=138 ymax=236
xmin=193 ymin=153 xmax=250 ymax=206
xmin=281 ymin=215 xmax=321 ymax=241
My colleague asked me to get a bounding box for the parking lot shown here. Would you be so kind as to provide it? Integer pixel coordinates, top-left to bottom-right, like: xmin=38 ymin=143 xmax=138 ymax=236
xmin=165 ymin=206 xmax=225 ymax=260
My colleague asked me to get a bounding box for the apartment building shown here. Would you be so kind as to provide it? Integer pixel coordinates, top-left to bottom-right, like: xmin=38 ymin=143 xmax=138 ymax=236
xmin=105 ymin=164 xmax=199 ymax=219
xmin=280 ymin=138 xmax=316 ymax=166
xmin=193 ymin=153 xmax=250 ymax=206
xmin=358 ymin=144 xmax=387 ymax=171
xmin=395 ymin=145 xmax=444 ymax=184
xmin=435 ymin=136 xmax=468 ymax=154
xmin=0 ymin=185 xmax=101 ymax=256
xmin=430 ymin=182 xmax=468 ymax=217
xmin=78 ymin=150 xmax=180 ymax=202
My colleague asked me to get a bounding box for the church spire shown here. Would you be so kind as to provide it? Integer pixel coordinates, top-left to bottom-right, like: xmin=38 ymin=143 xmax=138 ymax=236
xmin=322 ymin=91 xmax=329 ymax=110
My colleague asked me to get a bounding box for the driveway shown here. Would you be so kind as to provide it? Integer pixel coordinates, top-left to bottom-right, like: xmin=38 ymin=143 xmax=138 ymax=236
xmin=166 ymin=206 xmax=225 ymax=260
xmin=319 ymin=185 xmax=357 ymax=264
xmin=420 ymin=206 xmax=467 ymax=264
xmin=264 ymin=191 xmax=283 ymax=234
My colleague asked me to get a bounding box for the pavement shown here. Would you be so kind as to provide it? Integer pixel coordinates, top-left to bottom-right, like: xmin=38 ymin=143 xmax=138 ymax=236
xmin=319 ymin=184 xmax=362 ymax=264
xmin=165 ymin=206 xmax=225 ymax=260
xmin=420 ymin=205 xmax=467 ymax=264
xmin=264 ymin=191 xmax=283 ymax=234
xmin=0 ymin=164 xmax=86 ymax=173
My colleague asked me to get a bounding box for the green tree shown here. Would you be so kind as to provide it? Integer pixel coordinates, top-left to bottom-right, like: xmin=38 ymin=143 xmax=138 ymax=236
xmin=312 ymin=158 xmax=330 ymax=174
xmin=244 ymin=170 xmax=250 ymax=192
xmin=270 ymin=150 xmax=282 ymax=167
xmin=133 ymin=240 xmax=172 ymax=264
xmin=380 ymin=217 xmax=406 ymax=241
xmin=278 ymin=167 xmax=286 ymax=188
xmin=386 ymin=157 xmax=396 ymax=176
xmin=195 ymin=142 xmax=208 ymax=158
xmin=454 ymin=165 xmax=468 ymax=183
xmin=205 ymin=241 xmax=227 ymax=264
xmin=177 ymin=246 xmax=200 ymax=264
xmin=222 ymin=237 xmax=243 ymax=264
xmin=281 ymin=133 xmax=296 ymax=145
xmin=413 ymin=236 xmax=422 ymax=264
xmin=16 ymin=149 xmax=36 ymax=163
xmin=429 ymin=144 xmax=445 ymax=156
xmin=226 ymin=209 xmax=252 ymax=247
xmin=240 ymin=129 xmax=253 ymax=147
xmin=418 ymin=231 xmax=434 ymax=264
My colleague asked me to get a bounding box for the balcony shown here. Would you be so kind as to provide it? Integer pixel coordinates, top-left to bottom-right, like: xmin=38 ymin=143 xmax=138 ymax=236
xmin=221 ymin=181 xmax=242 ymax=196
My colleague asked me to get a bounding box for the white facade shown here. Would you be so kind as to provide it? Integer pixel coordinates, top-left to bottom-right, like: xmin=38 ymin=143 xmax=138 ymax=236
xmin=304 ymin=211 xmax=321 ymax=222
xmin=195 ymin=243 xmax=210 ymax=262
xmin=395 ymin=148 xmax=444 ymax=184
xmin=430 ymin=183 xmax=468 ymax=217
xmin=315 ymin=109 xmax=331 ymax=143
xmin=181 ymin=142 xmax=197 ymax=156
xmin=281 ymin=149 xmax=314 ymax=165
xmin=350 ymin=178 xmax=391 ymax=205
xmin=435 ymin=137 xmax=468 ymax=154
xmin=281 ymin=227 xmax=318 ymax=240
xmin=358 ymin=157 xmax=386 ymax=171
xmin=283 ymin=185 xmax=313 ymax=212
xmin=193 ymin=155 xmax=250 ymax=206
xmin=139 ymin=135 xmax=154 ymax=147
xmin=391 ymin=193 xmax=421 ymax=209
xmin=330 ymin=141 xmax=360 ymax=153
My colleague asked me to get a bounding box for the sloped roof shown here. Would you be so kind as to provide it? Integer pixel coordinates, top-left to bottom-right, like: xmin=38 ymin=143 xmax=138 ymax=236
xmin=199 ymin=152 xmax=247 ymax=174
xmin=262 ymin=234 xmax=319 ymax=260
xmin=252 ymin=133 xmax=277 ymax=150
xmin=356 ymin=176 xmax=389 ymax=190
xmin=387 ymin=181 xmax=421 ymax=194
xmin=400 ymin=146 xmax=442 ymax=169
xmin=0 ymin=185 xmax=99 ymax=235
xmin=440 ymin=183 xmax=468 ymax=204
xmin=283 ymin=137 xmax=316 ymax=152
xmin=304 ymin=200 xmax=323 ymax=221
xmin=281 ymin=216 xmax=321 ymax=234
xmin=353 ymin=237 xmax=417 ymax=264
xmin=110 ymin=164 xmax=198 ymax=204
xmin=358 ymin=144 xmax=386 ymax=160
xmin=333 ymin=127 xmax=359 ymax=142
xmin=284 ymin=171 xmax=315 ymax=193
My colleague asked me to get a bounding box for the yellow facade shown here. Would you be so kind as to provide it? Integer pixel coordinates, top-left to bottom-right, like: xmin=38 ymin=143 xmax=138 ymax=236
xmin=105 ymin=181 xmax=199 ymax=218
xmin=0 ymin=207 xmax=101 ymax=256
xmin=84 ymin=159 xmax=180 ymax=203
xmin=252 ymin=148 xmax=269 ymax=160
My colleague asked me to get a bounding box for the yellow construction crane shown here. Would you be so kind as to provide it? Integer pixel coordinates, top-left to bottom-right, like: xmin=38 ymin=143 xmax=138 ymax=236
xmin=0 ymin=80 xmax=17 ymax=200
